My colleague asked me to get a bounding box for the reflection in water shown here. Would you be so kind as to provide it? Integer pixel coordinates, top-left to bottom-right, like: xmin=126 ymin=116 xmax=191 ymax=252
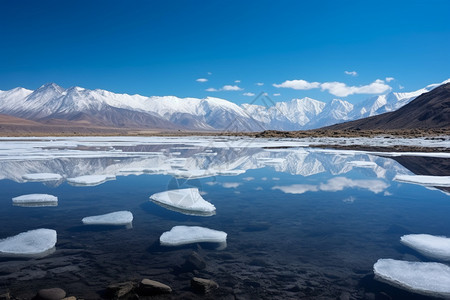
xmin=0 ymin=137 xmax=449 ymax=299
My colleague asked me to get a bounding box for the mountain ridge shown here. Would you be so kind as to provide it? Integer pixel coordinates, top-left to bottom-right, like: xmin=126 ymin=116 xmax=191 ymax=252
xmin=0 ymin=79 xmax=448 ymax=132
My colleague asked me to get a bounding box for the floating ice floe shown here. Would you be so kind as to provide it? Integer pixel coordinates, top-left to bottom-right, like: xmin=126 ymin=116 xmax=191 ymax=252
xmin=401 ymin=234 xmax=450 ymax=261
xmin=0 ymin=229 xmax=57 ymax=258
xmin=82 ymin=211 xmax=133 ymax=226
xmin=373 ymin=259 xmax=450 ymax=298
xmin=22 ymin=173 xmax=62 ymax=181
xmin=12 ymin=194 xmax=58 ymax=207
xmin=346 ymin=161 xmax=378 ymax=168
xmin=67 ymin=174 xmax=116 ymax=186
xmin=160 ymin=226 xmax=227 ymax=248
xmin=150 ymin=188 xmax=215 ymax=216
xmin=393 ymin=175 xmax=450 ymax=187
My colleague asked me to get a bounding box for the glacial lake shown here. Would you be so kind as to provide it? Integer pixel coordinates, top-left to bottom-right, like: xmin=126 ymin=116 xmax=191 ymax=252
xmin=0 ymin=136 xmax=449 ymax=299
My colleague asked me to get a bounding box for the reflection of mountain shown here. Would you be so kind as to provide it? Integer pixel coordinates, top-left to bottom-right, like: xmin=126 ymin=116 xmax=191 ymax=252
xmin=0 ymin=144 xmax=413 ymax=186
xmin=390 ymin=156 xmax=450 ymax=193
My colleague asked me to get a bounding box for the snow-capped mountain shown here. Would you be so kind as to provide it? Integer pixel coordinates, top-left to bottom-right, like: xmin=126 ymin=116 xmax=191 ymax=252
xmin=0 ymin=79 xmax=448 ymax=131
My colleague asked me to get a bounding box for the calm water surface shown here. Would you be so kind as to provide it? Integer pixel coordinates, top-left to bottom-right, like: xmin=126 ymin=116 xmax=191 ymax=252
xmin=0 ymin=137 xmax=449 ymax=299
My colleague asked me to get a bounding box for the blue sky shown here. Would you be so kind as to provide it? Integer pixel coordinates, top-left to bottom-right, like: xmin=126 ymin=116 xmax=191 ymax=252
xmin=1 ymin=0 xmax=449 ymax=104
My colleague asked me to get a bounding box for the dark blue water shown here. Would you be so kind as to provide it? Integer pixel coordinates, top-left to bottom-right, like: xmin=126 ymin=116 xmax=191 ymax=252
xmin=0 ymin=140 xmax=449 ymax=299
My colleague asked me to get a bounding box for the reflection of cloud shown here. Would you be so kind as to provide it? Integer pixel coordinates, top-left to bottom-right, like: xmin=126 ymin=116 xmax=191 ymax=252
xmin=255 ymin=187 xmax=263 ymax=191
xmin=272 ymin=184 xmax=318 ymax=194
xmin=205 ymin=181 xmax=218 ymax=186
xmin=261 ymin=177 xmax=267 ymax=181
xmin=222 ymin=182 xmax=241 ymax=188
xmin=273 ymin=177 xmax=388 ymax=195
xmin=343 ymin=196 xmax=356 ymax=203
xmin=319 ymin=177 xmax=388 ymax=193
xmin=384 ymin=191 xmax=392 ymax=196
xmin=272 ymin=177 xmax=280 ymax=181
xmin=243 ymin=177 xmax=255 ymax=181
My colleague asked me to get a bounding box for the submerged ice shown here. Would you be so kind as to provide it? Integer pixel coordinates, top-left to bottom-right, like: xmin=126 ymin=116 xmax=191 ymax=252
xmin=82 ymin=211 xmax=133 ymax=225
xmin=160 ymin=225 xmax=227 ymax=246
xmin=373 ymin=259 xmax=450 ymax=298
xmin=150 ymin=188 xmax=215 ymax=216
xmin=0 ymin=229 xmax=57 ymax=257
xmin=401 ymin=234 xmax=450 ymax=261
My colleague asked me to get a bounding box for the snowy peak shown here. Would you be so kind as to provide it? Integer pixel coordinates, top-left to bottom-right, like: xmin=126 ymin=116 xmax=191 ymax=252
xmin=0 ymin=79 xmax=448 ymax=131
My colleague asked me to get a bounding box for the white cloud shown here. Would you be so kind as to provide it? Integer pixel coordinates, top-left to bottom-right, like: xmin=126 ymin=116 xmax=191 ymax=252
xmin=273 ymin=93 xmax=281 ymax=96
xmin=272 ymin=177 xmax=388 ymax=195
xmin=273 ymin=79 xmax=320 ymax=90
xmin=196 ymin=78 xmax=208 ymax=82
xmin=243 ymin=177 xmax=255 ymax=181
xmin=256 ymin=82 xmax=264 ymax=86
xmin=385 ymin=77 xmax=395 ymax=82
xmin=344 ymin=71 xmax=358 ymax=76
xmin=262 ymin=92 xmax=268 ymax=96
xmin=222 ymin=85 xmax=243 ymax=91
xmin=243 ymin=92 xmax=255 ymax=97
xmin=235 ymin=80 xmax=241 ymax=83
xmin=399 ymin=84 xmax=404 ymax=90
xmin=207 ymin=72 xmax=212 ymax=75
xmin=206 ymin=85 xmax=243 ymax=92
xmin=320 ymin=79 xmax=391 ymax=97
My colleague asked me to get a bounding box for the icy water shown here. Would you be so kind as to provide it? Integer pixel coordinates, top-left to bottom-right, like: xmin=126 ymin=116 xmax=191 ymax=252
xmin=0 ymin=136 xmax=450 ymax=299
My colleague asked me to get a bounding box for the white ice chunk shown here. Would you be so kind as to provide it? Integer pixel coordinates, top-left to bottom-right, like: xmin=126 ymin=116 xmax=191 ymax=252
xmin=150 ymin=188 xmax=215 ymax=216
xmin=0 ymin=229 xmax=57 ymax=257
xmin=12 ymin=194 xmax=58 ymax=206
xmin=82 ymin=211 xmax=133 ymax=226
xmin=22 ymin=173 xmax=62 ymax=181
xmin=401 ymin=234 xmax=450 ymax=261
xmin=67 ymin=174 xmax=116 ymax=186
xmin=160 ymin=225 xmax=227 ymax=246
xmin=373 ymin=259 xmax=450 ymax=298
xmin=394 ymin=175 xmax=450 ymax=187
xmin=346 ymin=161 xmax=378 ymax=168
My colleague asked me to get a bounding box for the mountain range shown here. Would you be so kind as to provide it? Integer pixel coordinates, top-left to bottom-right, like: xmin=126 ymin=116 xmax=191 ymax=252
xmin=0 ymin=79 xmax=448 ymax=132
xmin=326 ymin=82 xmax=450 ymax=130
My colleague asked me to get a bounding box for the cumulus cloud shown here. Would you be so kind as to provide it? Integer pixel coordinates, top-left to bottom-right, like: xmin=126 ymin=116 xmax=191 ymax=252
xmin=273 ymin=79 xmax=320 ymax=90
xmin=385 ymin=77 xmax=395 ymax=82
xmin=196 ymin=78 xmax=208 ymax=82
xmin=243 ymin=92 xmax=255 ymax=97
xmin=272 ymin=177 xmax=388 ymax=195
xmin=222 ymin=85 xmax=243 ymax=91
xmin=206 ymin=85 xmax=243 ymax=92
xmin=345 ymin=71 xmax=358 ymax=76
xmin=272 ymin=78 xmax=391 ymax=97
xmin=273 ymin=93 xmax=281 ymax=96
xmin=320 ymin=79 xmax=391 ymax=97
xmin=256 ymin=82 xmax=264 ymax=86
